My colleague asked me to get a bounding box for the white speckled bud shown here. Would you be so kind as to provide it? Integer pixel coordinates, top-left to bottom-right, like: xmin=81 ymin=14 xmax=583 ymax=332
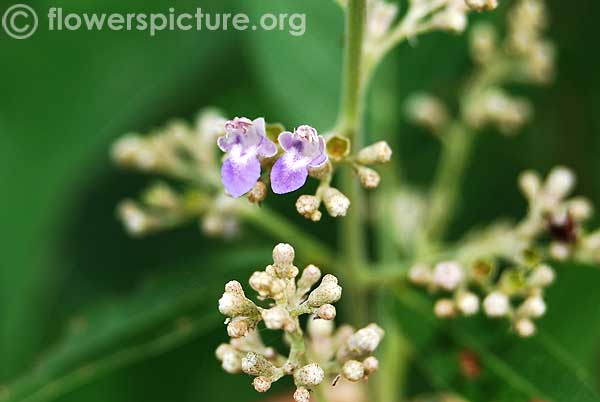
xmin=357 ymin=166 xmax=381 ymax=190
xmin=356 ymin=141 xmax=392 ymax=165
xmin=519 ymin=170 xmax=542 ymax=201
xmin=483 ymin=291 xmax=510 ymax=317
xmin=273 ymin=243 xmax=295 ymax=266
xmin=296 ymin=195 xmax=322 ymax=222
xmin=294 ymin=387 xmax=311 ymax=402
xmin=342 ymin=360 xmax=365 ymax=382
xmin=261 ymin=306 xmax=291 ymax=330
xmin=227 ymin=318 xmax=252 ymax=338
xmin=307 ymin=274 xmax=343 ymax=307
xmin=342 ymin=324 xmax=385 ymax=359
xmin=549 ymin=242 xmax=571 ymax=261
xmin=294 ymin=363 xmax=325 ymax=386
xmin=322 ymin=187 xmax=351 ymax=218
xmin=249 ymin=271 xmax=285 ymax=300
xmin=247 ymin=181 xmax=268 ymax=204
xmin=216 ymin=344 xmax=242 ymax=374
xmin=528 ymin=264 xmax=555 ymax=288
xmin=362 ymin=356 xmax=379 ymax=375
xmin=409 ymin=263 xmax=432 ymax=286
xmin=546 ymin=166 xmax=575 ymax=201
xmin=242 ymin=352 xmax=276 ymax=377
xmin=252 ymin=376 xmax=272 ymax=393
xmin=317 ymin=304 xmax=337 ymax=320
xmin=297 ymin=264 xmax=322 ymax=295
xmin=218 ymin=281 xmax=257 ymax=317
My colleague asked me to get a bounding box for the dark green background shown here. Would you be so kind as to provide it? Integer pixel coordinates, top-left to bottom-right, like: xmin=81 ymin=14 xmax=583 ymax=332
xmin=1 ymin=0 xmax=599 ymax=401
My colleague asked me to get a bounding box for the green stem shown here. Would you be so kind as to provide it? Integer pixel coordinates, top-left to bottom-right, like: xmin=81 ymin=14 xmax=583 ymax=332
xmin=337 ymin=0 xmax=369 ymax=326
xmin=420 ymin=122 xmax=475 ymax=253
xmin=239 ymin=205 xmax=335 ymax=268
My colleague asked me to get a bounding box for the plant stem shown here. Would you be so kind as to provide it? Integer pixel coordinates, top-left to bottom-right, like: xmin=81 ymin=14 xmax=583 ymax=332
xmin=337 ymin=0 xmax=369 ymax=326
xmin=419 ymin=122 xmax=475 ymax=253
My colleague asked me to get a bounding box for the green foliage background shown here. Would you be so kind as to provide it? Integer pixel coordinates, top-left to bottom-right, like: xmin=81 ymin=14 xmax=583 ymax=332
xmin=0 ymin=0 xmax=599 ymax=401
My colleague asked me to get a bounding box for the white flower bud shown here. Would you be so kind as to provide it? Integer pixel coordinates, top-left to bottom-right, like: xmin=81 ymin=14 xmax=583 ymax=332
xmin=356 ymin=141 xmax=392 ymax=165
xmin=367 ymin=1 xmax=398 ymax=40
xmin=546 ymin=166 xmax=575 ymax=201
xmin=296 ymin=195 xmax=322 ymax=222
xmin=404 ymin=93 xmax=449 ymax=132
xmin=432 ymin=261 xmax=464 ymax=291
xmin=227 ymin=318 xmax=252 ymax=338
xmin=515 ymin=318 xmax=536 ymax=338
xmin=432 ymin=7 xmax=468 ymax=33
xmin=408 ymin=263 xmax=432 ymax=286
xmin=297 ymin=265 xmax=322 ymax=294
xmin=294 ymin=363 xmax=325 ymax=386
xmin=342 ymin=360 xmax=365 ymax=382
xmin=111 ymin=135 xmax=157 ymax=170
xmin=218 ymin=284 xmax=257 ymax=318
xmin=519 ymin=170 xmax=542 ymax=201
xmin=216 ymin=344 xmax=242 ymax=373
xmin=294 ymin=387 xmax=311 ymax=402
xmin=569 ymin=197 xmax=593 ymax=221
xmin=317 ymin=304 xmax=337 ymax=320
xmin=261 ymin=306 xmax=291 ymax=330
xmin=307 ymin=274 xmax=343 ymax=307
xmin=519 ymin=296 xmax=546 ymax=318
xmin=549 ymin=242 xmax=571 ymax=261
xmin=118 ymin=201 xmax=149 ymax=236
xmin=242 ymin=352 xmax=276 ymax=377
xmin=322 ymin=188 xmax=351 ymax=218
xmin=252 ymin=376 xmax=272 ymax=393
xmin=357 ymin=166 xmax=381 ymax=189
xmin=434 ymin=298 xmax=457 ymax=318
xmin=343 ymin=324 xmax=385 ymax=359
xmin=528 ymin=264 xmax=555 ymax=288
xmin=483 ymin=291 xmax=510 ymax=317
xmin=464 ymin=0 xmax=498 ymax=12
xmin=249 ymin=271 xmax=285 ymax=300
xmin=273 ymin=243 xmax=295 ymax=266
xmin=362 ymin=356 xmax=379 ymax=375
xmin=456 ymin=292 xmax=480 ymax=316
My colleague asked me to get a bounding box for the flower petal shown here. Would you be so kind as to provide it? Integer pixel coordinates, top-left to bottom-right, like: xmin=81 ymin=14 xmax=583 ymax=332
xmin=270 ymin=155 xmax=309 ymax=194
xmin=278 ymin=131 xmax=296 ymax=151
xmin=308 ymin=136 xmax=328 ymax=168
xmin=221 ymin=156 xmax=261 ymax=198
xmin=258 ymin=136 xmax=277 ymax=158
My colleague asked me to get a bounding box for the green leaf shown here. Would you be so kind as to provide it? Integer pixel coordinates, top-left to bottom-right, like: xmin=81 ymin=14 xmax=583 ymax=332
xmin=2 ymin=248 xmax=270 ymax=402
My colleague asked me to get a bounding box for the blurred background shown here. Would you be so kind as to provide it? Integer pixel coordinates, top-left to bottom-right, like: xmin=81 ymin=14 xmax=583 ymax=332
xmin=1 ymin=0 xmax=599 ymax=401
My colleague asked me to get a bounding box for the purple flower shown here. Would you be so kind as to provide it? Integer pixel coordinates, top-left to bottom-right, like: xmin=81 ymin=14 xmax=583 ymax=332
xmin=271 ymin=125 xmax=328 ymax=194
xmin=218 ymin=117 xmax=277 ymax=198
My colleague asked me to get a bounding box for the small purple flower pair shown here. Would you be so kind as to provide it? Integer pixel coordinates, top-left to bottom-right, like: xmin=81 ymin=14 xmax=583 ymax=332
xmin=218 ymin=117 xmax=327 ymax=198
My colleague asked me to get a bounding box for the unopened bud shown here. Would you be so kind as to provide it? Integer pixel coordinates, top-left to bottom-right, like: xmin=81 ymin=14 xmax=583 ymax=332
xmin=434 ymin=298 xmax=457 ymax=318
xmin=356 ymin=141 xmax=392 ymax=165
xmin=242 ymin=352 xmax=276 ymax=377
xmin=528 ymin=264 xmax=555 ymax=288
xmin=227 ymin=318 xmax=252 ymax=338
xmin=549 ymin=241 xmax=571 ymax=261
xmin=249 ymin=271 xmax=285 ymax=300
xmin=483 ymin=291 xmax=510 ymax=317
xmin=342 ymin=360 xmax=365 ymax=382
xmin=297 ymin=265 xmax=322 ymax=293
xmin=296 ymin=195 xmax=322 ymax=222
xmin=519 ymin=296 xmax=546 ymax=318
xmin=546 ymin=166 xmax=575 ymax=201
xmin=362 ymin=356 xmax=379 ymax=375
xmin=432 ymin=7 xmax=468 ymax=33
xmin=308 ymin=316 xmax=335 ymax=339
xmin=456 ymin=292 xmax=480 ymax=316
xmin=218 ymin=282 xmax=257 ymax=317
xmin=247 ymin=181 xmax=268 ymax=204
xmin=409 ymin=263 xmax=432 ymax=286
xmin=432 ymin=261 xmax=464 ymax=291
xmin=307 ymin=274 xmax=343 ymax=307
xmin=322 ymin=187 xmax=351 ymax=217
xmin=404 ymin=93 xmax=449 ymax=132
xmin=252 ymin=376 xmax=272 ymax=393
xmin=357 ymin=166 xmax=381 ymax=189
xmin=261 ymin=306 xmax=291 ymax=330
xmin=118 ymin=201 xmax=149 ymax=236
xmin=294 ymin=387 xmax=311 ymax=402
xmin=317 ymin=304 xmax=337 ymax=320
xmin=294 ymin=363 xmax=325 ymax=386
xmin=465 ymin=0 xmax=498 ymax=12
xmin=273 ymin=243 xmax=295 ymax=266
xmin=515 ymin=318 xmax=536 ymax=338
xmin=519 ymin=170 xmax=542 ymax=201
xmin=216 ymin=344 xmax=242 ymax=374
xmin=569 ymin=197 xmax=593 ymax=221
xmin=342 ymin=324 xmax=385 ymax=359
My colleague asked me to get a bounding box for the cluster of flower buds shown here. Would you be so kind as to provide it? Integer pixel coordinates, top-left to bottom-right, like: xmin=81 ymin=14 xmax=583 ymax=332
xmin=216 ymin=244 xmax=384 ymax=401
xmin=294 ymin=139 xmax=392 ymax=221
xmin=112 ymin=110 xmax=250 ymax=238
xmin=409 ymin=258 xmax=554 ymax=338
xmin=518 ymin=167 xmax=600 ymax=263
xmin=404 ymin=92 xmax=450 ymax=135
xmin=462 ymin=0 xmax=554 ymax=133
xmin=409 ymin=166 xmax=600 ymax=337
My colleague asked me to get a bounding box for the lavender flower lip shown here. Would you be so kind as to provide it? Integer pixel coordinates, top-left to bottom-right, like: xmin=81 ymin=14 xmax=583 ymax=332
xmin=270 ymin=125 xmax=327 ymax=194
xmin=218 ymin=117 xmax=277 ymax=198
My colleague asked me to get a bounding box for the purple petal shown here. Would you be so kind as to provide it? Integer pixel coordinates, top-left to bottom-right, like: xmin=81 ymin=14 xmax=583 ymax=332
xmin=221 ymin=156 xmax=261 ymax=198
xmin=278 ymin=132 xmax=296 ymax=151
xmin=258 ymin=137 xmax=277 ymax=158
xmin=217 ymin=135 xmax=235 ymax=152
xmin=308 ymin=136 xmax=328 ymax=168
xmin=270 ymin=154 xmax=309 ymax=194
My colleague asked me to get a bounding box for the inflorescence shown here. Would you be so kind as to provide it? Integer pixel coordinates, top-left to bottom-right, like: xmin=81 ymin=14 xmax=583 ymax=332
xmin=216 ymin=244 xmax=384 ymax=401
